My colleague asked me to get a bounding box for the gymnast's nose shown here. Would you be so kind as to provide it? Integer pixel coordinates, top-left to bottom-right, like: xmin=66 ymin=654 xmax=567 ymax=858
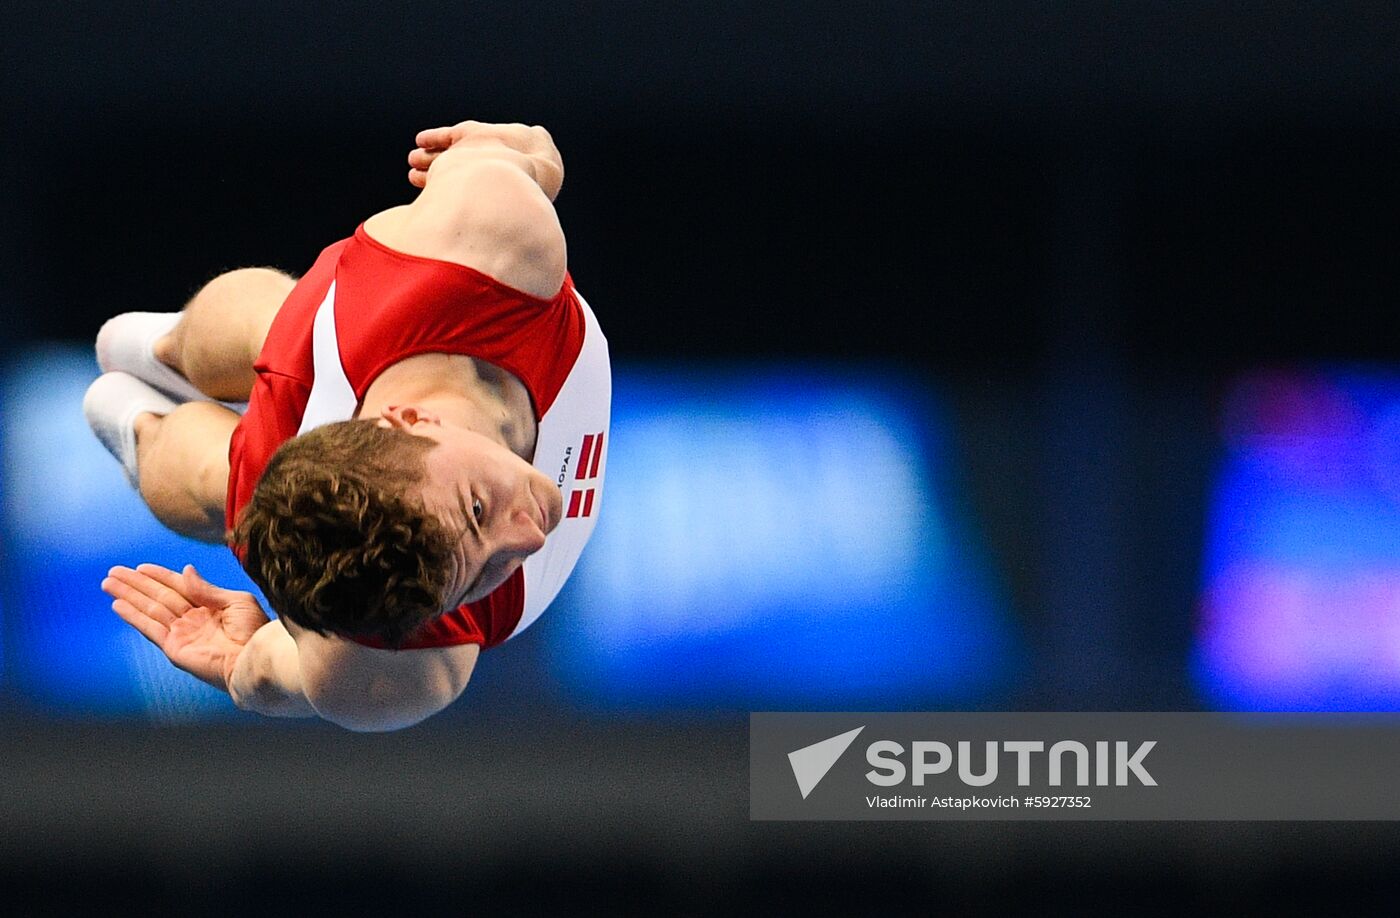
xmin=496 ymin=503 xmax=547 ymax=558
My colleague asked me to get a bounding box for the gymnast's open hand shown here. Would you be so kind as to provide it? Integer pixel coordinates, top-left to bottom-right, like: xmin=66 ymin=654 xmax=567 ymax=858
xmin=101 ymin=563 xmax=270 ymax=694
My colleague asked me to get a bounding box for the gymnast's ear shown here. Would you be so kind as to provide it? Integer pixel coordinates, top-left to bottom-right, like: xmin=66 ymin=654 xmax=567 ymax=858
xmin=378 ymin=404 xmax=441 ymax=429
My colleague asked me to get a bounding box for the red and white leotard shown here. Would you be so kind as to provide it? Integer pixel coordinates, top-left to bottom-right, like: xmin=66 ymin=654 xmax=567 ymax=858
xmin=226 ymin=224 xmax=611 ymax=649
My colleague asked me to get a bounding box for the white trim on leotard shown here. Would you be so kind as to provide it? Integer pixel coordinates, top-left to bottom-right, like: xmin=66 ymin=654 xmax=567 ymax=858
xmin=296 ymin=281 xmax=354 ymax=436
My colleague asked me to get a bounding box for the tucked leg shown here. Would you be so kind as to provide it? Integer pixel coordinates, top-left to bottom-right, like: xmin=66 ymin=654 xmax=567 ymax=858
xmin=132 ymin=401 xmax=241 ymax=543
xmin=153 ymin=267 xmax=296 ymax=401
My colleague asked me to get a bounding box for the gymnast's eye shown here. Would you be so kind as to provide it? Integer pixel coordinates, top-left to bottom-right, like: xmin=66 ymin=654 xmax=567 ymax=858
xmin=472 ymin=498 xmax=484 ymax=522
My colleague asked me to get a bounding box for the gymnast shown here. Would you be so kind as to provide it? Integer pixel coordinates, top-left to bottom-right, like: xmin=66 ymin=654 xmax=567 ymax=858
xmin=86 ymin=120 xmax=610 ymax=730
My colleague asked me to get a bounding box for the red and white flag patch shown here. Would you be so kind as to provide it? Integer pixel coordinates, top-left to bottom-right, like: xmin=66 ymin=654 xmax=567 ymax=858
xmin=568 ymin=431 xmax=604 ymax=518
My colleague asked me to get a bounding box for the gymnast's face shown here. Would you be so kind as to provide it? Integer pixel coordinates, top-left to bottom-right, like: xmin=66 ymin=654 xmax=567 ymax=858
xmin=377 ymin=405 xmax=562 ymax=608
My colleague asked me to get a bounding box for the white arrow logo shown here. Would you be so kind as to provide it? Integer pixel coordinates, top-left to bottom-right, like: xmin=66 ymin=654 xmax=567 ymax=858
xmin=787 ymin=726 xmax=866 ymax=799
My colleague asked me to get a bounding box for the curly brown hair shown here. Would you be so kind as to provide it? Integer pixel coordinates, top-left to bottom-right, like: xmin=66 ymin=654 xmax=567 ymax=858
xmin=229 ymin=420 xmax=457 ymax=647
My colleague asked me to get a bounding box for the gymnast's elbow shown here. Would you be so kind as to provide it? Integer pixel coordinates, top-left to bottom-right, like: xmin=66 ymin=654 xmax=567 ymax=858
xmin=290 ymin=625 xmax=480 ymax=732
xmin=302 ymin=662 xmax=473 ymax=733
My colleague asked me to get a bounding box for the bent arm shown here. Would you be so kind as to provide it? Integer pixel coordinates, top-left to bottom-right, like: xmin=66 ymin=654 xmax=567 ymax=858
xmin=107 ymin=539 xmax=472 ymax=731
xmin=414 ymin=120 xmax=564 ymax=202
xmin=226 ymin=619 xmax=316 ymax=718
xmin=367 ymin=121 xmax=567 ymax=299
xmin=281 ymin=618 xmax=479 ymax=732
xmin=228 ymin=618 xmax=478 ymax=731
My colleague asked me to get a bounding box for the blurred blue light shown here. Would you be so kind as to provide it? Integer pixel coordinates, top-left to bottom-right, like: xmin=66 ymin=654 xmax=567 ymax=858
xmin=549 ymin=364 xmax=1019 ymax=710
xmin=1196 ymin=368 xmax=1400 ymax=710
xmin=0 ymin=349 xmax=1019 ymax=719
xmin=0 ymin=345 xmax=260 ymax=720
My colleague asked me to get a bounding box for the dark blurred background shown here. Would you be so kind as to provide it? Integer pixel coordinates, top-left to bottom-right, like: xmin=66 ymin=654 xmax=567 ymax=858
xmin=4 ymin=2 xmax=1400 ymax=914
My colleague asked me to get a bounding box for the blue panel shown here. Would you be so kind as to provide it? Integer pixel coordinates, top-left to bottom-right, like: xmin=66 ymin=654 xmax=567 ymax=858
xmin=548 ymin=364 xmax=1020 ymax=710
xmin=0 ymin=346 xmax=262 ymax=720
xmin=1195 ymin=368 xmax=1400 ymax=710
